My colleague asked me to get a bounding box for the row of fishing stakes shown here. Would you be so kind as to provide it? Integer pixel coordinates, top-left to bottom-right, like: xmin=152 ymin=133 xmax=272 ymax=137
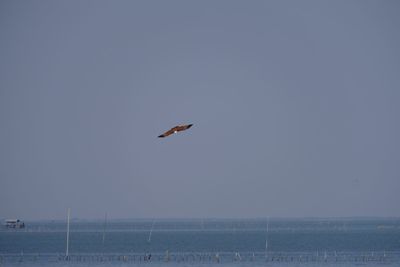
xmin=2 ymin=251 xmax=390 ymax=264
xmin=60 ymin=210 xmax=389 ymax=264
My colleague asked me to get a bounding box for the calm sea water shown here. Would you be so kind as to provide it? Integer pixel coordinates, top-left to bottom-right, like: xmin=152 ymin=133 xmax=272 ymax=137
xmin=1 ymin=218 xmax=399 ymax=266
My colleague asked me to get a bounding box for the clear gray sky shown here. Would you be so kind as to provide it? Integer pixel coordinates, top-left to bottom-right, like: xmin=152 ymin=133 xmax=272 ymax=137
xmin=1 ymin=1 xmax=399 ymax=220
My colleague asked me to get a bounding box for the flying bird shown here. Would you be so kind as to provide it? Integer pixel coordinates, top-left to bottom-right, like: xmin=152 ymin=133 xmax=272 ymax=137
xmin=158 ymin=124 xmax=193 ymax=138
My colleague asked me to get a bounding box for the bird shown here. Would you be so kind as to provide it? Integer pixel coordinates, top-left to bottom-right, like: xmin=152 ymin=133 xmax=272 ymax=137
xmin=158 ymin=124 xmax=193 ymax=138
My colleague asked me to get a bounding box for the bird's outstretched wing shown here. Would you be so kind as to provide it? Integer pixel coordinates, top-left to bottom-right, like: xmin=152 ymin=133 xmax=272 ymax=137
xmin=158 ymin=124 xmax=193 ymax=138
xmin=158 ymin=128 xmax=175 ymax=138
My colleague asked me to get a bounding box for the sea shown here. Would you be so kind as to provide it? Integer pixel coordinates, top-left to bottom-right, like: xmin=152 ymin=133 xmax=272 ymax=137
xmin=1 ymin=218 xmax=399 ymax=267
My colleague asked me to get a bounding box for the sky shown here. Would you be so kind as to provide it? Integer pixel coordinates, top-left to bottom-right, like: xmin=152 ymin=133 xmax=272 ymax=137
xmin=1 ymin=0 xmax=399 ymax=220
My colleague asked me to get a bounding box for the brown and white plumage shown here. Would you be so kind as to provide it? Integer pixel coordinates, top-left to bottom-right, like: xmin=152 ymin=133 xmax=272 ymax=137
xmin=158 ymin=124 xmax=193 ymax=138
